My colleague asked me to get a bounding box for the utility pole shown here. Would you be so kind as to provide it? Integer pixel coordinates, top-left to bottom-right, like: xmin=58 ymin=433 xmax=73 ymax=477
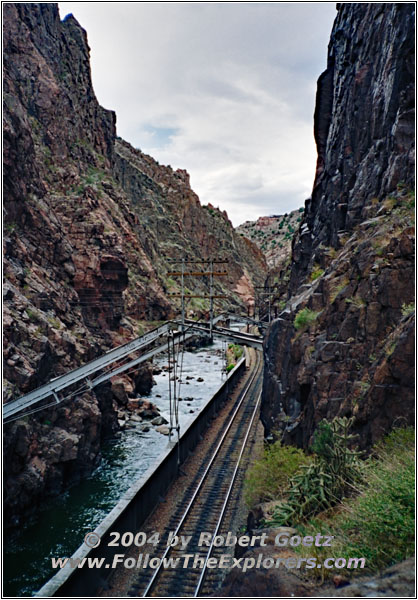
xmin=166 ymin=258 xmax=229 ymax=340
xmin=181 ymin=258 xmax=185 ymax=331
xmin=254 ymin=285 xmax=280 ymax=323
xmin=209 ymin=259 xmax=214 ymax=339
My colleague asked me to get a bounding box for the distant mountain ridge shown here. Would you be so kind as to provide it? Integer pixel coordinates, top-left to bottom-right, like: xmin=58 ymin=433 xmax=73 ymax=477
xmin=236 ymin=208 xmax=303 ymax=269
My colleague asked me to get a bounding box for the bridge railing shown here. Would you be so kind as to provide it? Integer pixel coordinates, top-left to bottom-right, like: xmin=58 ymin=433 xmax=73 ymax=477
xmin=3 ymin=321 xmax=175 ymax=422
xmin=4 ymin=316 xmax=263 ymax=423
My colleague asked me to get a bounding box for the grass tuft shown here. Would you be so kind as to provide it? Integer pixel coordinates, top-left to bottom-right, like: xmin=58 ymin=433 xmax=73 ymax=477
xmin=294 ymin=308 xmax=319 ymax=331
xmin=293 ymin=427 xmax=415 ymax=579
xmin=244 ymin=441 xmax=310 ymax=507
xmin=310 ymin=264 xmax=325 ymax=282
xmin=401 ymin=302 xmax=414 ymax=317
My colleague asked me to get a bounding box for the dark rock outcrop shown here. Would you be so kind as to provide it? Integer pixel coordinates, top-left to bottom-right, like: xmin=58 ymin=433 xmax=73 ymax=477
xmin=318 ymin=556 xmax=415 ymax=597
xmin=262 ymin=3 xmax=415 ymax=450
xmin=290 ymin=2 xmax=415 ymax=290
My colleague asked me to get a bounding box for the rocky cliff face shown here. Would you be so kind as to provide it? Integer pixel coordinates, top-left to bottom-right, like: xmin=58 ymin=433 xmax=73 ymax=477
xmin=236 ymin=209 xmax=303 ymax=270
xmin=262 ymin=3 xmax=415 ymax=450
xmin=3 ymin=3 xmax=266 ymax=524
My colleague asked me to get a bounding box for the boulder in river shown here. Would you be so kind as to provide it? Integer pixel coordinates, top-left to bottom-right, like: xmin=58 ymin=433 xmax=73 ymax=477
xmin=151 ymin=416 xmax=168 ymax=426
xmin=155 ymin=425 xmax=170 ymax=436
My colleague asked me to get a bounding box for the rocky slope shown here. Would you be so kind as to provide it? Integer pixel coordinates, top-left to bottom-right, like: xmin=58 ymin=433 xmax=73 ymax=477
xmin=236 ymin=209 xmax=303 ymax=269
xmin=3 ymin=3 xmax=266 ymax=524
xmin=261 ymin=2 xmax=415 ymax=451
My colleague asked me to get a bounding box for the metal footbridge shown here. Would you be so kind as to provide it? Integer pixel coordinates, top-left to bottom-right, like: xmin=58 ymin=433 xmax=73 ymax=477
xmin=3 ymin=315 xmax=263 ymax=423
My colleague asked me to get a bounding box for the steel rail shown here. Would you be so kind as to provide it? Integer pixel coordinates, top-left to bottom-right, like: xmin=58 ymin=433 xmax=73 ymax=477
xmin=142 ymin=351 xmax=262 ymax=597
xmin=194 ymin=390 xmax=262 ymax=596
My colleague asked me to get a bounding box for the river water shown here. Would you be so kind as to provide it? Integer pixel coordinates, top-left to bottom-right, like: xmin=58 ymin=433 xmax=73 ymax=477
xmin=4 ymin=337 xmax=232 ymax=597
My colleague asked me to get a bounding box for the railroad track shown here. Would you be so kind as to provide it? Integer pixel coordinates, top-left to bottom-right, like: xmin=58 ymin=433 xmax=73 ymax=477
xmin=128 ymin=349 xmax=263 ymax=598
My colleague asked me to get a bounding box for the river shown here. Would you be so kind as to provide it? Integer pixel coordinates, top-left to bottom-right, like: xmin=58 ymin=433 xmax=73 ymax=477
xmin=4 ymin=336 xmax=234 ymax=597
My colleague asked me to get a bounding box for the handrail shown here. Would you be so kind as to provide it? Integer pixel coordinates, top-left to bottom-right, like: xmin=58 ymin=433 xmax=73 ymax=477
xmin=3 ymin=316 xmax=263 ymax=423
xmin=3 ymin=322 xmax=173 ymax=421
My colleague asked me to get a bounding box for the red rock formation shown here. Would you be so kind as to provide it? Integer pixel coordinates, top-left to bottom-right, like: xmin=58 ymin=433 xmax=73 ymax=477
xmin=2 ymin=3 xmax=266 ymax=523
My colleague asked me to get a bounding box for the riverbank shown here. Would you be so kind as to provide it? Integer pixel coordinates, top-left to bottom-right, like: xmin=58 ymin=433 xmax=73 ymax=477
xmin=4 ymin=338 xmax=229 ymax=597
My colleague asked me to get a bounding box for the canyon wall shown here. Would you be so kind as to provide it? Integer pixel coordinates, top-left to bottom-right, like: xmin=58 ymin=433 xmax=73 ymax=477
xmin=262 ymin=3 xmax=415 ymax=450
xmin=3 ymin=3 xmax=266 ymax=523
xmin=236 ymin=209 xmax=303 ymax=270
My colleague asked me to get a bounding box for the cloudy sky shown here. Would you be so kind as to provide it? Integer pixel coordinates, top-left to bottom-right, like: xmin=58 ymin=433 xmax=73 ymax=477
xmin=59 ymin=2 xmax=336 ymax=226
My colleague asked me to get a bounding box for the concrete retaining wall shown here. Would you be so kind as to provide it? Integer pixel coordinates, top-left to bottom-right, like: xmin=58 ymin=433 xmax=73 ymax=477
xmin=35 ymin=356 xmax=247 ymax=597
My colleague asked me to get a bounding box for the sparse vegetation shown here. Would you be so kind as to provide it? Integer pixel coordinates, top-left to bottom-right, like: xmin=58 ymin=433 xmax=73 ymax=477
xmin=47 ymin=316 xmax=62 ymax=329
xmin=294 ymin=308 xmax=319 ymax=331
xmin=244 ymin=441 xmax=310 ymax=507
xmin=401 ymin=302 xmax=414 ymax=317
xmin=355 ymin=380 xmax=371 ymax=395
xmin=385 ymin=340 xmax=397 ymax=356
xmin=326 ymin=246 xmax=337 ymax=260
xmin=382 ymin=196 xmax=397 ymax=211
xmin=236 ymin=209 xmax=302 ymax=268
xmin=329 ymin=276 xmax=349 ymax=303
xmin=309 ymin=264 xmax=325 ymax=282
xmin=25 ymin=308 xmax=41 ymax=323
xmin=345 ymin=296 xmax=366 ymax=308
xmin=4 ymin=222 xmax=17 ymax=233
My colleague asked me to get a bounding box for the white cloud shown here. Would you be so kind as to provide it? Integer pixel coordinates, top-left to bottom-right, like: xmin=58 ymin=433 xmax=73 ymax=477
xmin=59 ymin=2 xmax=336 ymax=225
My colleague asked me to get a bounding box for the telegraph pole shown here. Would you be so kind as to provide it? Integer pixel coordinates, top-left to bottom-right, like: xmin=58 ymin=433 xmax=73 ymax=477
xmin=181 ymin=258 xmax=185 ymax=331
xmin=209 ymin=259 xmax=214 ymax=339
xmin=166 ymin=258 xmax=228 ymax=339
xmin=254 ymin=285 xmax=280 ymax=323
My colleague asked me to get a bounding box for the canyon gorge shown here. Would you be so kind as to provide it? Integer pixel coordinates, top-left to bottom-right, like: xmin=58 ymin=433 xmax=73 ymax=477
xmin=2 ymin=3 xmax=415 ymax=596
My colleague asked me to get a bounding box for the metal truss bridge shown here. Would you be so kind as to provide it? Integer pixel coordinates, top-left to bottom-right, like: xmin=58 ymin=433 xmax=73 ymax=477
xmin=3 ymin=315 xmax=263 ymax=423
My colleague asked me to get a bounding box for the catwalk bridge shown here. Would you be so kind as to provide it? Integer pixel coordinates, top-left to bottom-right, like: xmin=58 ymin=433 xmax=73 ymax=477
xmin=3 ymin=315 xmax=264 ymax=423
xmin=34 ymin=339 xmax=263 ymax=597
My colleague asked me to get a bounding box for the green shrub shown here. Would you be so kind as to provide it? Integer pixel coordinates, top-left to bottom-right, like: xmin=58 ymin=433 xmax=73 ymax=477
xmin=345 ymin=296 xmax=366 ymax=308
xmin=269 ymin=417 xmax=363 ymax=525
xmin=294 ymin=308 xmax=319 ymax=330
xmin=47 ymin=316 xmax=61 ymax=329
xmin=310 ymin=264 xmax=325 ymax=282
xmin=228 ymin=344 xmax=243 ymax=360
xmin=401 ymin=302 xmax=414 ymax=317
xmin=25 ymin=308 xmax=40 ymax=323
xmin=244 ymin=441 xmax=310 ymax=508
xmin=5 ymin=222 xmax=16 ymax=233
xmin=295 ymin=427 xmax=415 ymax=577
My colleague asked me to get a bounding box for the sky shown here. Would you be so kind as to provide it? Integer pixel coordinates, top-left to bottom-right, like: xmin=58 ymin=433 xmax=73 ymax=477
xmin=58 ymin=2 xmax=337 ymax=226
